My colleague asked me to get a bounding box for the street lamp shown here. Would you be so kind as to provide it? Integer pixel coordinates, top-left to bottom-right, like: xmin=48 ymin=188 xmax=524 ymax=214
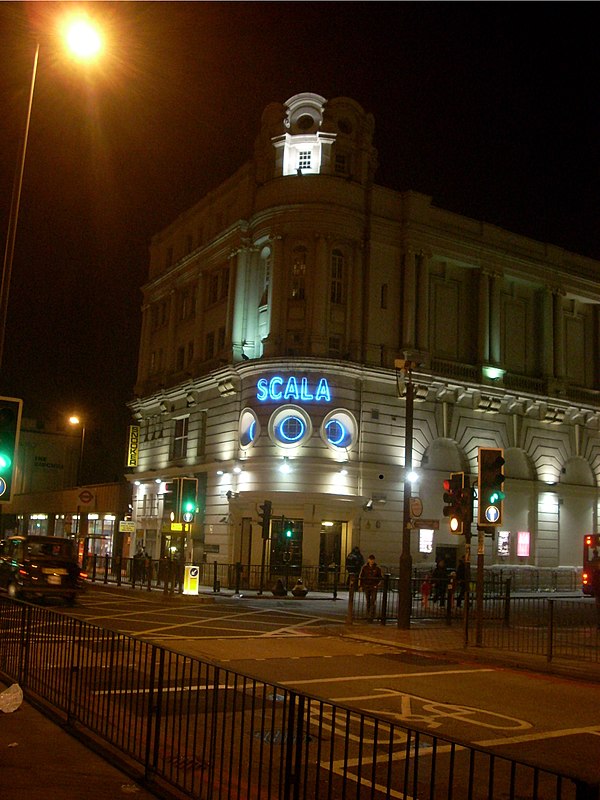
xmin=68 ymin=415 xmax=86 ymax=487
xmin=0 ymin=15 xmax=104 ymax=369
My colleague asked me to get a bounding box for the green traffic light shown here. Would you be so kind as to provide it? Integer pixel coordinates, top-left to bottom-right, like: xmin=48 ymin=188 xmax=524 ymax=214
xmin=0 ymin=453 xmax=11 ymax=471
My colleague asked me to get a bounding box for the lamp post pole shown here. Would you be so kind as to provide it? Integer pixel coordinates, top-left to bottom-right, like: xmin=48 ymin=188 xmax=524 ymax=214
xmin=0 ymin=43 xmax=40 ymax=370
xmin=0 ymin=16 xmax=103 ymax=370
xmin=397 ymin=361 xmax=415 ymax=629
xmin=68 ymin=415 xmax=86 ymax=486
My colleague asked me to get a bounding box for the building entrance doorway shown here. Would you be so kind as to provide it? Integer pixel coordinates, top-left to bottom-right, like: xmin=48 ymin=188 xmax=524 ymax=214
xmin=319 ymin=521 xmax=344 ymax=588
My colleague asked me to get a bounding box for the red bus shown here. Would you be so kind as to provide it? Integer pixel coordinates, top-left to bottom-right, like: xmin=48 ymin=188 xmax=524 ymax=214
xmin=582 ymin=534 xmax=600 ymax=595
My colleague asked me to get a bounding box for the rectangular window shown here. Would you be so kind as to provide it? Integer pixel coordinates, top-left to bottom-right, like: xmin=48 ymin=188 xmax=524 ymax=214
xmin=180 ymin=288 xmax=196 ymax=320
xmin=208 ymin=273 xmax=219 ymax=305
xmin=298 ymin=151 xmax=311 ymax=171
xmin=198 ymin=410 xmax=207 ymax=457
xmin=291 ymin=246 xmax=307 ymax=300
xmin=217 ymin=326 xmax=226 ymax=352
xmin=328 ymin=336 xmax=341 ymax=357
xmin=205 ymin=331 xmax=215 ymax=359
xmin=173 ymin=417 xmax=189 ymax=459
xmin=330 ymin=251 xmax=344 ymax=304
xmin=160 ymin=301 xmax=168 ymax=326
xmin=187 ymin=341 xmax=194 ymax=365
xmin=334 ymin=153 xmax=347 ymax=174
xmin=176 ymin=346 xmax=185 ymax=372
xmin=220 ymin=267 xmax=229 ymax=299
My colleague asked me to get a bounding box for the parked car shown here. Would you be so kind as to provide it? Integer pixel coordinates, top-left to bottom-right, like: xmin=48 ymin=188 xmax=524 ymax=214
xmin=0 ymin=534 xmax=86 ymax=605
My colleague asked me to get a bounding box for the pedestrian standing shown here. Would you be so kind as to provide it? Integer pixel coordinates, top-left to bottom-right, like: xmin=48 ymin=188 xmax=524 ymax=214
xmin=431 ymin=558 xmax=448 ymax=606
xmin=359 ymin=554 xmax=383 ymax=620
xmin=346 ymin=546 xmax=365 ymax=587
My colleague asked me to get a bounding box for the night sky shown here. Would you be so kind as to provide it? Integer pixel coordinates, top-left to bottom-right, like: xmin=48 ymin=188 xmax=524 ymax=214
xmin=0 ymin=1 xmax=598 ymax=483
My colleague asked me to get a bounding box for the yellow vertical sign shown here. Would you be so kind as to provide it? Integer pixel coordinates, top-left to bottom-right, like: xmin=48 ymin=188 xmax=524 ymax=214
xmin=183 ymin=565 xmax=199 ymax=595
xmin=127 ymin=425 xmax=140 ymax=467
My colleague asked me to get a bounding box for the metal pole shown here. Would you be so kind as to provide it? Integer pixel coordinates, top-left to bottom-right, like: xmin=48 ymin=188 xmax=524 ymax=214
xmin=0 ymin=43 xmax=40 ymax=370
xmin=76 ymin=426 xmax=86 ymax=485
xmin=398 ymin=367 xmax=414 ymax=629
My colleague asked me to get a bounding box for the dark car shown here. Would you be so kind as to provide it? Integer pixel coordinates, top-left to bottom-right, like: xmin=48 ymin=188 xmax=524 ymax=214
xmin=0 ymin=534 xmax=86 ymax=605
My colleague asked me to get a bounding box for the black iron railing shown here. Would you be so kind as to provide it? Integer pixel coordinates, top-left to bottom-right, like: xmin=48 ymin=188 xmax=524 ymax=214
xmin=0 ymin=596 xmax=595 ymax=800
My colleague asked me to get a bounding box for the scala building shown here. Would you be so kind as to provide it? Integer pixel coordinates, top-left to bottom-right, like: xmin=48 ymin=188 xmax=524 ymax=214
xmin=127 ymin=92 xmax=600 ymax=583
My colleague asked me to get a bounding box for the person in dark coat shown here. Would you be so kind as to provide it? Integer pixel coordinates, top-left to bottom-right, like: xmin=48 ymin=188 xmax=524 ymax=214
xmin=346 ymin=546 xmax=365 ymax=586
xmin=431 ymin=558 xmax=448 ymax=606
xmin=359 ymin=554 xmax=383 ymax=620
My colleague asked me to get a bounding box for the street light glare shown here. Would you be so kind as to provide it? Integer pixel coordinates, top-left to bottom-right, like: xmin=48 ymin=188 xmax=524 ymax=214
xmin=65 ymin=18 xmax=102 ymax=60
xmin=69 ymin=415 xmax=81 ymax=426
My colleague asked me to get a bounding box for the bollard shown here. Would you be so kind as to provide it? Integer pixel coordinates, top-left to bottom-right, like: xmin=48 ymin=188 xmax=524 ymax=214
xmin=104 ymin=554 xmax=109 ymax=584
xmin=116 ymin=555 xmax=122 ymax=587
xmin=503 ymin=577 xmax=512 ymax=627
xmin=380 ymin=573 xmax=390 ymax=625
xmin=346 ymin=576 xmax=355 ymax=624
xmin=234 ymin=561 xmax=242 ymax=595
xmin=213 ymin=560 xmax=220 ymax=593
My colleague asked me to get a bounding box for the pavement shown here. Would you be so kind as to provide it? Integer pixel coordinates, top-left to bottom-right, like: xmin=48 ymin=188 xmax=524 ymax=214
xmin=1 ymin=584 xmax=599 ymax=799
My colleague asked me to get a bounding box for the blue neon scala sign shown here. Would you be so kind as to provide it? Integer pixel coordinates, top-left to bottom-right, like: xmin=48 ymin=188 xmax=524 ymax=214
xmin=256 ymin=376 xmax=332 ymax=403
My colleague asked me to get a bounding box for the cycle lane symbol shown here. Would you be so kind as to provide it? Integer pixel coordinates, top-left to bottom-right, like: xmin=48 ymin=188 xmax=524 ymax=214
xmin=369 ymin=688 xmax=532 ymax=732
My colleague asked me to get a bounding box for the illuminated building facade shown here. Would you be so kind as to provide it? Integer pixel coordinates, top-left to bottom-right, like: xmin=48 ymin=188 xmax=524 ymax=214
xmin=128 ymin=93 xmax=600 ymax=580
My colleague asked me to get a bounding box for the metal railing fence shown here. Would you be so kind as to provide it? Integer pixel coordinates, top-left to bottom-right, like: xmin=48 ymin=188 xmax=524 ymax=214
xmin=81 ymin=555 xmax=581 ymax=596
xmin=0 ymin=596 xmax=595 ymax=800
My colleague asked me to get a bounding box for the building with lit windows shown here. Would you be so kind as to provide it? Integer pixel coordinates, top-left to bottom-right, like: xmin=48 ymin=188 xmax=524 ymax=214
xmin=128 ymin=92 xmax=600 ymax=583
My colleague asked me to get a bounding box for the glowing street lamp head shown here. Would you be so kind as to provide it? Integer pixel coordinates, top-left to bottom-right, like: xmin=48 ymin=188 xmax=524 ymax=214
xmin=64 ymin=17 xmax=103 ymax=61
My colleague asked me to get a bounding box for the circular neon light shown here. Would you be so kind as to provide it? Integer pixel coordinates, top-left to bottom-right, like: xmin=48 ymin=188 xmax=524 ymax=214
xmin=325 ymin=419 xmax=347 ymax=446
xmin=277 ymin=415 xmax=305 ymax=443
xmin=322 ymin=410 xmax=356 ymax=450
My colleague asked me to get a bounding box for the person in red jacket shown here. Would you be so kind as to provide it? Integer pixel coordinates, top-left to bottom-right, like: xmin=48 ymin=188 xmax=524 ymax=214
xmin=359 ymin=554 xmax=383 ymax=620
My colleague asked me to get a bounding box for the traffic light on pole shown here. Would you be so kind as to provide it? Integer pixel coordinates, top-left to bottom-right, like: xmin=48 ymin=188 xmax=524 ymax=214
xmin=179 ymin=477 xmax=198 ymax=523
xmin=284 ymin=519 xmax=294 ymax=539
xmin=163 ymin=480 xmax=180 ymax=522
xmin=443 ymin=472 xmax=465 ymax=534
xmin=478 ymin=447 xmax=505 ymax=526
xmin=0 ymin=396 xmax=22 ymax=504
xmin=259 ymin=500 xmax=272 ymax=539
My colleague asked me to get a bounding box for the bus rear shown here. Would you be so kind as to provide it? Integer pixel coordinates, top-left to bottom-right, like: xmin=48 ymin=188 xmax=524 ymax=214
xmin=582 ymin=533 xmax=600 ymax=595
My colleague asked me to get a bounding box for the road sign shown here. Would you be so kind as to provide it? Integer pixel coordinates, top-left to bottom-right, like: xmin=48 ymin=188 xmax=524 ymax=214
xmin=119 ymin=520 xmax=136 ymax=533
xmin=183 ymin=565 xmax=200 ymax=595
xmin=412 ymin=518 xmax=440 ymax=529
xmin=410 ymin=497 xmax=423 ymax=518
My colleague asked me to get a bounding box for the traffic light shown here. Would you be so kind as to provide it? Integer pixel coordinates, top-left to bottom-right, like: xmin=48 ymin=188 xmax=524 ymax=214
xmin=0 ymin=396 xmax=22 ymax=503
xmin=283 ymin=519 xmax=294 ymax=539
xmin=163 ymin=480 xmax=180 ymax=522
xmin=259 ymin=500 xmax=272 ymax=539
xmin=478 ymin=447 xmax=505 ymax=525
xmin=180 ymin=477 xmax=198 ymax=522
xmin=443 ymin=472 xmax=465 ymax=534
